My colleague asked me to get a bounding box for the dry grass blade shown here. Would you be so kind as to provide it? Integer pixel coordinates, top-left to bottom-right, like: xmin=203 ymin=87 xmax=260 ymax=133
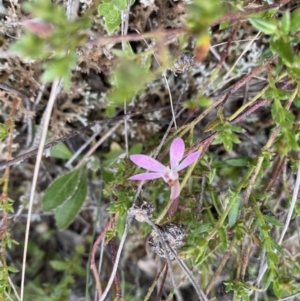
xmin=20 ymin=79 xmax=60 ymax=301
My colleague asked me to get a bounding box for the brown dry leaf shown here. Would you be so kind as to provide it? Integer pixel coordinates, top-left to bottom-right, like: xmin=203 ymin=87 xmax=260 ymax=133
xmin=194 ymin=33 xmax=211 ymax=64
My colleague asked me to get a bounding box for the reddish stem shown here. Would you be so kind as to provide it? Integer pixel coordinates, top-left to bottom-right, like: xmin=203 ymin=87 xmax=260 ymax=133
xmin=109 ymin=239 xmax=124 ymax=301
xmin=90 ymin=215 xmax=117 ymax=299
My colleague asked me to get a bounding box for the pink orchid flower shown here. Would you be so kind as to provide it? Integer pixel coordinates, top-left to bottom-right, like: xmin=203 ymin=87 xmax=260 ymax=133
xmin=129 ymin=137 xmax=201 ymax=200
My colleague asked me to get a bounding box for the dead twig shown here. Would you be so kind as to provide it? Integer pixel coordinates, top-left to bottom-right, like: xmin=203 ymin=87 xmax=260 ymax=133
xmin=211 ymin=0 xmax=292 ymax=26
xmin=20 ymin=78 xmax=61 ymax=301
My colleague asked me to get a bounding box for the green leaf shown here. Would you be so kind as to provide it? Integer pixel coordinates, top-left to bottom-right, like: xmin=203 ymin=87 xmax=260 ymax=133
xmin=129 ymin=143 xmax=143 ymax=154
xmin=270 ymin=238 xmax=284 ymax=255
xmin=106 ymin=16 xmax=121 ymax=33
xmin=219 ymin=226 xmax=228 ymax=250
xmin=50 ymin=142 xmax=73 ymax=159
xmin=41 ymin=52 xmax=77 ymax=88
xmin=270 ymin=36 xmax=293 ymax=66
xmin=43 ymin=167 xmax=82 ymax=211
xmin=263 ymin=215 xmax=284 ymax=227
xmin=271 ymin=99 xmax=285 ymax=124
xmin=268 ymin=251 xmax=279 ymax=265
xmin=50 ymin=260 xmax=68 ymax=271
xmin=193 ymin=222 xmax=213 ymax=234
xmin=54 ymin=172 xmax=87 ymax=230
xmin=108 ymin=58 xmax=155 ymax=103
xmin=219 ymin=20 xmax=230 ymax=30
xmin=290 ymin=7 xmax=300 ymax=32
xmin=228 ymin=196 xmax=240 ymax=227
xmin=249 ymin=18 xmax=277 ymax=35
xmin=186 ymin=0 xmax=223 ymax=32
xmin=98 ymin=3 xmax=120 ymax=24
xmin=112 ymin=0 xmax=127 ymax=10
xmin=7 ymin=265 xmax=18 ymax=273
xmin=225 ymin=157 xmax=251 ymax=167
xmin=222 ymin=134 xmax=233 ymax=151
xmin=281 ymin=11 xmax=290 ymax=34
xmin=0 ymin=123 xmax=8 ymax=140
xmin=101 ymin=167 xmax=114 ymax=183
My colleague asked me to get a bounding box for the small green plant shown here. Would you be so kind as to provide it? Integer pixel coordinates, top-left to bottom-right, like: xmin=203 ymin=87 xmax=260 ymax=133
xmin=42 ymin=166 xmax=88 ymax=229
xmin=11 ymin=0 xmax=91 ymax=87
xmin=98 ymin=0 xmax=134 ymax=33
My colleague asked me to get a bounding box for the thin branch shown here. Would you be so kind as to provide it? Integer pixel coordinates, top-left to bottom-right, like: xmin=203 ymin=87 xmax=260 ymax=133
xmin=143 ymin=263 xmax=167 ymax=301
xmin=65 ymin=129 xmax=100 ymax=168
xmin=75 ymin=120 xmax=123 ymax=168
xmin=91 ymin=217 xmax=116 ymax=299
xmin=155 ymin=264 xmax=168 ymax=301
xmin=0 ymin=106 xmax=173 ymax=171
xmin=205 ymin=237 xmax=237 ymax=294
xmin=211 ymin=0 xmax=292 ymax=26
xmin=98 ymin=213 xmax=133 ymax=301
xmin=86 ymin=28 xmax=184 ymax=47
xmin=109 ymin=239 xmax=124 ymax=301
xmin=20 ymin=78 xmax=60 ymax=301
xmin=223 ymin=32 xmax=261 ymax=81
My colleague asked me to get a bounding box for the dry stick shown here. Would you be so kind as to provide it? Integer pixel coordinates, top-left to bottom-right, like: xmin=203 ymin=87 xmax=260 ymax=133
xmin=87 ymin=28 xmax=184 ymax=47
xmin=155 ymin=264 xmax=168 ymax=301
xmin=109 ymin=239 xmax=124 ymax=301
xmin=223 ymin=31 xmax=261 ymax=81
xmin=211 ymin=0 xmax=292 ymax=26
xmin=264 ymin=156 xmax=286 ymax=193
xmin=205 ymin=237 xmax=237 ymax=295
xmin=218 ymin=22 xmax=239 ymax=67
xmin=165 ymin=242 xmax=223 ymax=301
xmin=98 ymin=213 xmax=134 ymax=301
xmin=90 ymin=217 xmax=116 ymax=298
xmin=180 ymin=59 xmax=270 ymax=140
xmin=7 ymin=275 xmax=20 ymax=301
xmin=65 ymin=130 xmax=100 ymax=168
xmin=136 ymin=28 xmax=177 ymax=129
xmin=240 ymin=242 xmax=251 ymax=281
xmin=209 ymin=46 xmax=230 ymax=72
xmin=75 ymin=120 xmax=123 ymax=168
xmin=0 ymin=106 xmax=173 ymax=171
xmin=94 ymin=238 xmax=105 ymax=301
xmin=198 ymin=175 xmax=206 ymax=211
xmin=143 ymin=262 xmax=167 ymax=301
xmin=20 ymin=79 xmax=60 ymax=301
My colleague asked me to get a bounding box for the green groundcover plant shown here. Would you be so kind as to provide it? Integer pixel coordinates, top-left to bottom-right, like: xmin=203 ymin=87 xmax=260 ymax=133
xmin=0 ymin=0 xmax=300 ymax=301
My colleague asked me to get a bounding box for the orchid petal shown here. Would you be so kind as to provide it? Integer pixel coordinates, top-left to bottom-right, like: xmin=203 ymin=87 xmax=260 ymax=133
xmin=168 ymin=169 xmax=178 ymax=181
xmin=129 ymin=172 xmax=163 ymax=180
xmin=170 ymin=137 xmax=185 ymax=169
xmin=130 ymin=155 xmax=165 ymax=172
xmin=170 ymin=180 xmax=181 ymax=200
xmin=177 ymin=151 xmax=201 ymax=172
